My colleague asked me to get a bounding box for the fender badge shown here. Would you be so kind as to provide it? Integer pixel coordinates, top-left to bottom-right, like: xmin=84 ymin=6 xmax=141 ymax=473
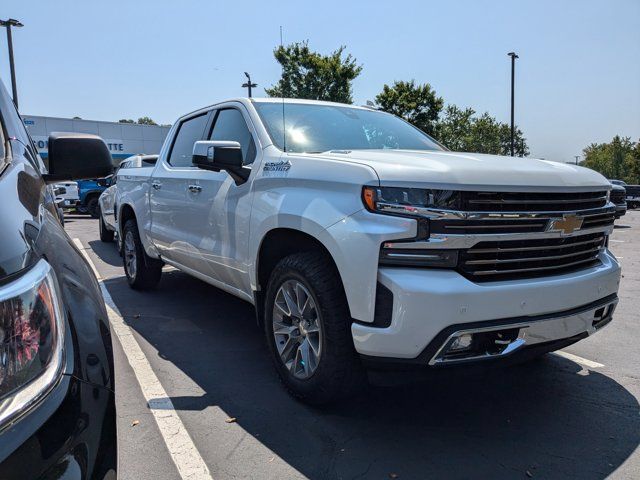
xmin=263 ymin=160 xmax=291 ymax=172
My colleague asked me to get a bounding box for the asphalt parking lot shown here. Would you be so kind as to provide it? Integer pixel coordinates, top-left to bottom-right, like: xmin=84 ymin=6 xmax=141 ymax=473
xmin=65 ymin=212 xmax=639 ymax=480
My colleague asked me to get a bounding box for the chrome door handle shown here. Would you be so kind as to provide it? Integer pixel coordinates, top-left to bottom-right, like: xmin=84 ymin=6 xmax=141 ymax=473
xmin=188 ymin=184 xmax=202 ymax=193
xmin=151 ymin=181 xmax=162 ymax=190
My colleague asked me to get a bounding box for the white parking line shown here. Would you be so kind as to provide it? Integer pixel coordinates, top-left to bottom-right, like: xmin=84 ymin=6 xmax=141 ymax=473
xmin=554 ymin=350 xmax=604 ymax=369
xmin=73 ymin=238 xmax=213 ymax=480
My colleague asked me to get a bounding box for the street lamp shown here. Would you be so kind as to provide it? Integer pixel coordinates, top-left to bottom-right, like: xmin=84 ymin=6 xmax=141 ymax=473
xmin=507 ymin=51 xmax=519 ymax=157
xmin=242 ymin=72 xmax=257 ymax=98
xmin=0 ymin=18 xmax=24 ymax=109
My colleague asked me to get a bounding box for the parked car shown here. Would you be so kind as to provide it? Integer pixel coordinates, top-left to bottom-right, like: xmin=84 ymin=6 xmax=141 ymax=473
xmin=113 ymin=97 xmax=621 ymax=404
xmin=52 ymin=184 xmax=68 ymax=225
xmin=98 ymin=154 xmax=158 ymax=243
xmin=76 ymin=178 xmax=108 ymax=218
xmin=625 ymin=185 xmax=640 ymax=209
xmin=53 ymin=180 xmax=79 ymax=209
xmin=0 ymin=80 xmax=116 ymax=479
xmin=609 ymin=183 xmax=627 ymax=218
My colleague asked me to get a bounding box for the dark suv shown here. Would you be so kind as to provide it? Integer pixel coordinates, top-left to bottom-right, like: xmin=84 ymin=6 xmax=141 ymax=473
xmin=0 ymin=80 xmax=116 ymax=479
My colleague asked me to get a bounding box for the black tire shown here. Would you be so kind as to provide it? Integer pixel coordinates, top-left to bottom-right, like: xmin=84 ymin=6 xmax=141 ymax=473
xmin=122 ymin=218 xmax=163 ymax=290
xmin=87 ymin=196 xmax=100 ymax=218
xmin=99 ymin=210 xmax=115 ymax=242
xmin=264 ymin=251 xmax=365 ymax=404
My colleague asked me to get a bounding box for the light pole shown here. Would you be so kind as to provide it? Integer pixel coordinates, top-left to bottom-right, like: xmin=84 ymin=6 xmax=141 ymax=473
xmin=0 ymin=18 xmax=24 ymax=109
xmin=507 ymin=52 xmax=519 ymax=157
xmin=242 ymin=72 xmax=257 ymax=98
xmin=574 ymin=155 xmax=580 ymax=165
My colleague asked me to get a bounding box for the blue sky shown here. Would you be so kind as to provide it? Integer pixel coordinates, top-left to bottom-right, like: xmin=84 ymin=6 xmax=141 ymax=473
xmin=1 ymin=0 xmax=638 ymax=162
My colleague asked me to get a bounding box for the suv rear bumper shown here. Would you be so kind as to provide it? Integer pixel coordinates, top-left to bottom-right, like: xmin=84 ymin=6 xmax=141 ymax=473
xmin=351 ymin=249 xmax=620 ymax=362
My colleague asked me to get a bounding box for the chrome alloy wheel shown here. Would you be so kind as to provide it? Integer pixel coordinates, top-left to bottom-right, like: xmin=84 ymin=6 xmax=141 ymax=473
xmin=272 ymin=280 xmax=323 ymax=379
xmin=124 ymin=230 xmax=137 ymax=279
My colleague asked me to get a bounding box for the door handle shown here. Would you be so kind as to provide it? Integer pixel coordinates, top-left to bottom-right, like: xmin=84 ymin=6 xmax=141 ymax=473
xmin=151 ymin=181 xmax=162 ymax=190
xmin=188 ymin=184 xmax=202 ymax=193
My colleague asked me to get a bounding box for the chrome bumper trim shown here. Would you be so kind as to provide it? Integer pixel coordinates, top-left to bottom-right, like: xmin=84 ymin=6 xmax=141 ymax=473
xmin=385 ymin=225 xmax=614 ymax=250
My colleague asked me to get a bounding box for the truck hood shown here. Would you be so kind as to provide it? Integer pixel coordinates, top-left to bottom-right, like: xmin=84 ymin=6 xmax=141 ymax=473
xmin=313 ymin=150 xmax=611 ymax=192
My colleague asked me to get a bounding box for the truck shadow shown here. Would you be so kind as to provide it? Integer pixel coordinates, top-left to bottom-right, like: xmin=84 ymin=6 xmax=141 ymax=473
xmin=103 ymin=269 xmax=639 ymax=480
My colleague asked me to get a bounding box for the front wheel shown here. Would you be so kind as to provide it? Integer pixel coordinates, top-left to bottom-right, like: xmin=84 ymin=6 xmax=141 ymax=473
xmin=264 ymin=252 xmax=365 ymax=404
xmin=122 ymin=219 xmax=163 ymax=290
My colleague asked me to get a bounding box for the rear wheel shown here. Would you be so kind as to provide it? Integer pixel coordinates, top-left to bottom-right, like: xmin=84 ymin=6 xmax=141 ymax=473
xmin=122 ymin=219 xmax=163 ymax=290
xmin=264 ymin=252 xmax=365 ymax=404
xmin=99 ymin=210 xmax=115 ymax=242
xmin=87 ymin=197 xmax=100 ymax=218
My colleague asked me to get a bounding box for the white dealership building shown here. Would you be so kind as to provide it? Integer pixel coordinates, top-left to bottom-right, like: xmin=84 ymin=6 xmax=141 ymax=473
xmin=23 ymin=115 xmax=171 ymax=165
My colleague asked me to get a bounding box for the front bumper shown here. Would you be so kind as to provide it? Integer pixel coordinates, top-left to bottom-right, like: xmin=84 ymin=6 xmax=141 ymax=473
xmin=352 ymin=249 xmax=621 ymax=362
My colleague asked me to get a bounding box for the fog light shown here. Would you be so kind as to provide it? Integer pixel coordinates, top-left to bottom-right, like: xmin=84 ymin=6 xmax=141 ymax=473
xmin=449 ymin=333 xmax=473 ymax=351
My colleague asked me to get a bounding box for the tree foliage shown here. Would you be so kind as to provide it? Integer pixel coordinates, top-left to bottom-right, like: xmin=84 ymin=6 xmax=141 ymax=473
xmin=265 ymin=43 xmax=530 ymax=155
xmin=137 ymin=116 xmax=158 ymax=125
xmin=582 ymin=136 xmax=640 ymax=183
xmin=375 ymin=80 xmax=443 ymax=136
xmin=266 ymin=41 xmax=362 ymax=104
xmin=436 ymin=105 xmax=529 ymax=156
xmin=374 ymin=81 xmax=529 ymax=156
xmin=118 ymin=119 xmax=135 ymax=123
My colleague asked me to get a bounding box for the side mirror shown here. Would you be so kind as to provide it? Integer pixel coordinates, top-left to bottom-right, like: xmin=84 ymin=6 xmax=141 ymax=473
xmin=44 ymin=132 xmax=113 ymax=183
xmin=96 ymin=174 xmax=113 ymax=187
xmin=192 ymin=141 xmax=250 ymax=184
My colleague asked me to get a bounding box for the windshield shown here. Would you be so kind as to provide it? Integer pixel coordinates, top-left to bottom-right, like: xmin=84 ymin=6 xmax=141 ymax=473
xmin=253 ymin=101 xmax=443 ymax=154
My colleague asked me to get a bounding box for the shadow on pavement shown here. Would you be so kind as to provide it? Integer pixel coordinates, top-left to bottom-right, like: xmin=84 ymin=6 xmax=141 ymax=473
xmin=88 ymin=239 xmax=122 ymax=267
xmin=104 ymin=269 xmax=639 ymax=480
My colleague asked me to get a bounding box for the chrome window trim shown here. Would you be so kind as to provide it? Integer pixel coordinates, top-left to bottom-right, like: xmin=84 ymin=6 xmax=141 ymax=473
xmin=0 ymin=260 xmax=65 ymax=429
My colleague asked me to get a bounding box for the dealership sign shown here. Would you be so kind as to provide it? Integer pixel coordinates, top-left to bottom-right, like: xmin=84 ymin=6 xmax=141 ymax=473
xmin=32 ymin=136 xmax=125 ymax=154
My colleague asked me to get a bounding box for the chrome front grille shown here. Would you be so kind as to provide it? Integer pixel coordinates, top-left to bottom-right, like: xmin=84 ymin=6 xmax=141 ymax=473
xmin=430 ymin=210 xmax=615 ymax=235
xmin=458 ymin=232 xmax=606 ymax=281
xmin=460 ymin=190 xmax=608 ymax=212
xmin=379 ymin=189 xmax=615 ymax=282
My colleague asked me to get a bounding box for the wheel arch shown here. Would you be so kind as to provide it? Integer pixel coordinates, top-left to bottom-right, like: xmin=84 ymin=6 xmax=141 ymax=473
xmin=254 ymin=227 xmax=350 ymax=327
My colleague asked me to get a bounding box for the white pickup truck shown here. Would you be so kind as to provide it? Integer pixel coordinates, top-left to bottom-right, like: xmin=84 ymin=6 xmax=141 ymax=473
xmin=113 ymin=98 xmax=621 ymax=403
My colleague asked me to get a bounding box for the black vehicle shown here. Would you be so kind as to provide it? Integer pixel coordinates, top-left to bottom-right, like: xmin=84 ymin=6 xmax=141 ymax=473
xmin=625 ymin=185 xmax=640 ymax=209
xmin=609 ymin=183 xmax=627 ymax=219
xmin=0 ymin=80 xmax=116 ymax=479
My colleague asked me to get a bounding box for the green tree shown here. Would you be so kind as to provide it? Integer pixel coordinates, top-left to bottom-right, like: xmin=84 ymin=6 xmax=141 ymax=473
xmin=118 ymin=119 xmax=135 ymax=123
xmin=582 ymin=136 xmax=640 ymax=183
xmin=137 ymin=116 xmax=158 ymax=126
xmin=374 ymin=82 xmax=528 ymax=155
xmin=434 ymin=105 xmax=528 ymax=156
xmin=266 ymin=41 xmax=362 ymax=104
xmin=374 ymin=80 xmax=443 ymax=136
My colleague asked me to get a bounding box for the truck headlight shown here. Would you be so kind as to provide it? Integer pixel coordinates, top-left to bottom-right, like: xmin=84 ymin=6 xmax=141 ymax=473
xmin=362 ymin=186 xmax=459 ymax=216
xmin=0 ymin=260 xmax=65 ymax=427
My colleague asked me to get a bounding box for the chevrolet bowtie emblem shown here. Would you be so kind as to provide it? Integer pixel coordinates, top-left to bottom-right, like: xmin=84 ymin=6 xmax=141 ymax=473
xmin=547 ymin=214 xmax=584 ymax=235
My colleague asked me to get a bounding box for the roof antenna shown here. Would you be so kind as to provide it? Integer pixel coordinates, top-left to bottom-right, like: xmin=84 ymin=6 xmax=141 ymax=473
xmin=280 ymin=25 xmax=287 ymax=152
